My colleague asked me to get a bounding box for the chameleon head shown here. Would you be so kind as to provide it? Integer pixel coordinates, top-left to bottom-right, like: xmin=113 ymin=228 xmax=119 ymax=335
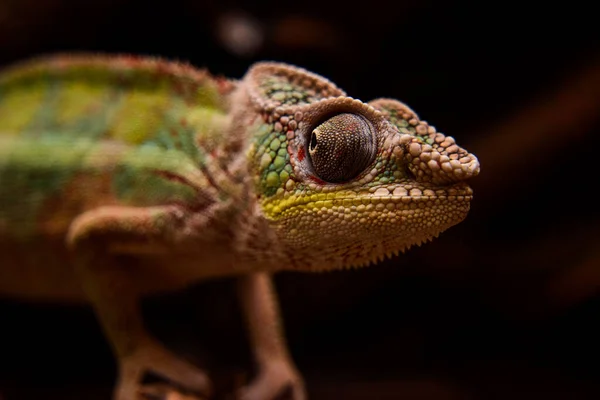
xmin=238 ymin=63 xmax=480 ymax=271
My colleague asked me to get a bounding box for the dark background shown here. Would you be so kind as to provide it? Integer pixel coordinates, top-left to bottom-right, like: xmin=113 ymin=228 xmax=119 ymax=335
xmin=1 ymin=0 xmax=599 ymax=399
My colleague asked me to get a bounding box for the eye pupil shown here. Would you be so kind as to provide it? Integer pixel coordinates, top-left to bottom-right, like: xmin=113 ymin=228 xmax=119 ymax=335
xmin=310 ymin=131 xmax=318 ymax=151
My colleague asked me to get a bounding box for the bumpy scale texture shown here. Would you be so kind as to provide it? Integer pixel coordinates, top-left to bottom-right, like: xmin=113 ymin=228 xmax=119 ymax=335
xmin=240 ymin=63 xmax=480 ymax=271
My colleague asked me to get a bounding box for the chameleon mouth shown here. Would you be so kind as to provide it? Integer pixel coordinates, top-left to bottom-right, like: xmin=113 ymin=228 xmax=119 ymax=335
xmin=262 ymin=182 xmax=473 ymax=220
xmin=365 ymin=181 xmax=474 ymax=200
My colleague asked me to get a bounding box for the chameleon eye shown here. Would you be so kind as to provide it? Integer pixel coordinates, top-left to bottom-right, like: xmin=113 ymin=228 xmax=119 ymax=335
xmin=308 ymin=113 xmax=376 ymax=183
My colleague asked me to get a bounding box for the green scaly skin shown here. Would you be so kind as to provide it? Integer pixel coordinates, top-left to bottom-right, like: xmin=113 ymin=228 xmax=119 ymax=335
xmin=0 ymin=54 xmax=480 ymax=400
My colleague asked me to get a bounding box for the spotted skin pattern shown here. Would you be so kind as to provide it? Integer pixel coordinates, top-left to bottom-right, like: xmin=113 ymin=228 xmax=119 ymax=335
xmin=0 ymin=54 xmax=480 ymax=400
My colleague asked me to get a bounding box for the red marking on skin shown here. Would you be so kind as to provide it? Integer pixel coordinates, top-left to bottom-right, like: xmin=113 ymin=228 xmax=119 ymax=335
xmin=123 ymin=55 xmax=142 ymax=67
xmin=215 ymin=77 xmax=235 ymax=95
xmin=297 ymin=147 xmax=305 ymax=161
xmin=309 ymin=176 xmax=326 ymax=185
xmin=155 ymin=62 xmax=172 ymax=76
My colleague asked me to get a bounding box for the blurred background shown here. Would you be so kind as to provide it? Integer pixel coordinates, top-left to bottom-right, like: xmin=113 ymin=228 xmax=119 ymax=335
xmin=0 ymin=0 xmax=599 ymax=398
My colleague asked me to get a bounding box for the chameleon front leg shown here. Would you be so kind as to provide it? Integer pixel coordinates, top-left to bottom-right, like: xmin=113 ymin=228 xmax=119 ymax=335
xmin=68 ymin=206 xmax=211 ymax=400
xmin=236 ymin=272 xmax=306 ymax=400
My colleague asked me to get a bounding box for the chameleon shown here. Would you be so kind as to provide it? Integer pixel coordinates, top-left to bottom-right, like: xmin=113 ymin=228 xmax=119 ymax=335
xmin=0 ymin=54 xmax=480 ymax=399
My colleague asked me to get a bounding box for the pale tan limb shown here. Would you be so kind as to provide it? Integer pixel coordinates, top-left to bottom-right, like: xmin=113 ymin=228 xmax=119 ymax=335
xmin=68 ymin=206 xmax=211 ymax=400
xmin=236 ymin=272 xmax=306 ymax=400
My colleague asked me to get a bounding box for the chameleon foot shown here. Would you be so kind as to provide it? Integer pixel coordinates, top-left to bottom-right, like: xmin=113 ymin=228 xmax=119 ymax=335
xmin=236 ymin=359 xmax=306 ymax=400
xmin=138 ymin=383 xmax=207 ymax=400
xmin=113 ymin=339 xmax=211 ymax=400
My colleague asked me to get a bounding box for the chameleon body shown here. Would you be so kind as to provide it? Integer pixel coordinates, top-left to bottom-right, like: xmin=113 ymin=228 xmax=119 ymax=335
xmin=0 ymin=54 xmax=480 ymax=399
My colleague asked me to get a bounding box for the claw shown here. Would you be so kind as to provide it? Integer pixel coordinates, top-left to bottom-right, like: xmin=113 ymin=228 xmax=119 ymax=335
xmin=113 ymin=339 xmax=212 ymax=400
